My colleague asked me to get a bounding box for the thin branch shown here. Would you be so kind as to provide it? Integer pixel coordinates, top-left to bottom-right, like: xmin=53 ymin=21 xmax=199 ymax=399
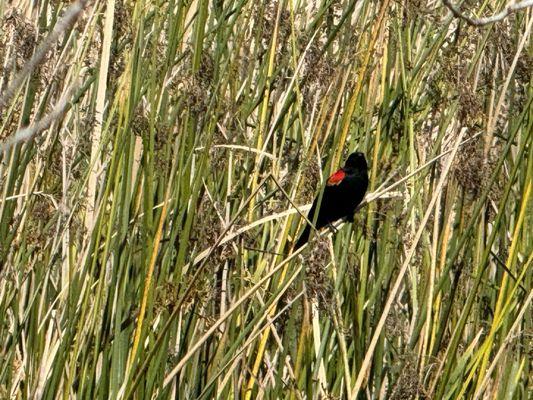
xmin=0 ymin=85 xmax=76 ymax=154
xmin=443 ymin=0 xmax=533 ymax=26
xmin=0 ymin=0 xmax=89 ymax=112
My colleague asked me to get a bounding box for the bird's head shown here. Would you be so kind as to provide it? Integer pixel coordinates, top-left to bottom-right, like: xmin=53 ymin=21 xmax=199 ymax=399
xmin=344 ymin=152 xmax=368 ymax=172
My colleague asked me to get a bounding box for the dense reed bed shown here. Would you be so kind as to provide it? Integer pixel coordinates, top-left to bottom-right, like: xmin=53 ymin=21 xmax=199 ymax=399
xmin=0 ymin=1 xmax=531 ymax=398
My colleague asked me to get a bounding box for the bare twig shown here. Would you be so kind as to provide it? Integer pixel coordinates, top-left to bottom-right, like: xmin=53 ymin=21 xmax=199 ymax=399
xmin=0 ymin=85 xmax=76 ymax=154
xmin=0 ymin=0 xmax=89 ymax=112
xmin=443 ymin=0 xmax=533 ymax=26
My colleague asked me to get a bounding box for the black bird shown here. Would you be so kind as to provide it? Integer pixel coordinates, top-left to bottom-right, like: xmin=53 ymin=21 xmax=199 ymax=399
xmin=295 ymin=152 xmax=369 ymax=249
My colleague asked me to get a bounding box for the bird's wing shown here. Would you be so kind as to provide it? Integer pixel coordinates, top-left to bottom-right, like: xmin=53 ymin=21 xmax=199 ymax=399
xmin=326 ymin=168 xmax=346 ymax=186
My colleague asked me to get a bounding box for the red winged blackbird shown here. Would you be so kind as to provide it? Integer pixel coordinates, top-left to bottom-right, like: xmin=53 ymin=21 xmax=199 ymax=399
xmin=295 ymin=152 xmax=369 ymax=249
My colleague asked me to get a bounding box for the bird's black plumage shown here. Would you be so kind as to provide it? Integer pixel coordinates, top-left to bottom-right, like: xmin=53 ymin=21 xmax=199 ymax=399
xmin=295 ymin=152 xmax=369 ymax=249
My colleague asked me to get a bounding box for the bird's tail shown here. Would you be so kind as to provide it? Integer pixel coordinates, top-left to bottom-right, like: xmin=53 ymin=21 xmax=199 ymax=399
xmin=294 ymin=224 xmax=311 ymax=250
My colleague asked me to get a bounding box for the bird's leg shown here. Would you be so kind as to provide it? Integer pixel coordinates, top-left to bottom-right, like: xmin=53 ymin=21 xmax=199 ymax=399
xmin=326 ymin=223 xmax=338 ymax=234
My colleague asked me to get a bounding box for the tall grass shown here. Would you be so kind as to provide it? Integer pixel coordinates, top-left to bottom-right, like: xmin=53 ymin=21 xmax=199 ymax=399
xmin=0 ymin=1 xmax=531 ymax=399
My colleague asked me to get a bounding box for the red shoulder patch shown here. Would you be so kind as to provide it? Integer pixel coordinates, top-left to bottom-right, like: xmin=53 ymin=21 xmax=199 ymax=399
xmin=327 ymin=169 xmax=345 ymax=186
